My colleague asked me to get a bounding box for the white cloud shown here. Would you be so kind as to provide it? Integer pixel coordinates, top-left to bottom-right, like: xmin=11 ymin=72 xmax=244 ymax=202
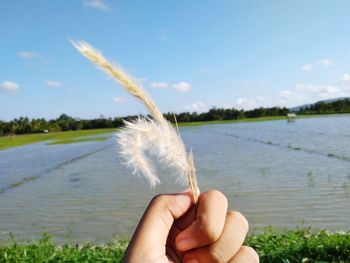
xmin=186 ymin=102 xmax=207 ymax=112
xmin=46 ymin=80 xmax=61 ymax=88
xmin=113 ymin=96 xmax=127 ymax=103
xmin=295 ymin=83 xmax=340 ymax=98
xmin=278 ymin=83 xmax=350 ymax=107
xmin=235 ymin=98 xmax=257 ymax=110
xmin=278 ymin=90 xmax=305 ymax=107
xmin=172 ymin=82 xmax=191 ymax=92
xmin=231 ymin=76 xmax=350 ymax=109
xmin=340 ymin=74 xmax=350 ymax=85
xmin=279 ymin=90 xmax=294 ymax=98
xmin=256 ymin=96 xmax=267 ymax=102
xmin=83 ymin=0 xmax=111 ymax=11
xmin=17 ymin=51 xmax=41 ymax=59
xmin=301 ymin=58 xmax=333 ymax=71
xmin=150 ymin=82 xmax=168 ymax=89
xmin=231 ymin=96 xmax=272 ymax=110
xmin=0 ymin=81 xmax=20 ymax=92
xmin=319 ymin=59 xmax=332 ymax=66
xmin=301 ymin=64 xmax=313 ymax=71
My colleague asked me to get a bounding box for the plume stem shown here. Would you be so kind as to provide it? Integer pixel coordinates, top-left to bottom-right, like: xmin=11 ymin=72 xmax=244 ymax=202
xmin=72 ymin=40 xmax=199 ymax=204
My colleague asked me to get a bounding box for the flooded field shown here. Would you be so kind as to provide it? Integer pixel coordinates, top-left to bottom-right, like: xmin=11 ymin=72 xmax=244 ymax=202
xmin=0 ymin=115 xmax=349 ymax=244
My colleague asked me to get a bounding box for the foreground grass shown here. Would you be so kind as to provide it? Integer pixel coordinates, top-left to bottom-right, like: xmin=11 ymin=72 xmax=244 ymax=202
xmin=0 ymin=128 xmax=116 ymax=151
xmin=0 ymin=228 xmax=349 ymax=262
xmin=0 ymin=234 xmax=128 ymax=263
xmin=246 ymin=227 xmax=350 ymax=263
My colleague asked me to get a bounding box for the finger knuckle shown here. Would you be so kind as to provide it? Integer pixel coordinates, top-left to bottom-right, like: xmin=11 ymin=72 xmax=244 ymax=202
xmin=198 ymin=216 xmax=221 ymax=242
xmin=206 ymin=190 xmax=228 ymax=207
xmin=208 ymin=246 xmax=226 ymax=263
xmin=205 ymin=226 xmax=221 ymax=242
xmin=240 ymin=246 xmax=259 ymax=262
xmin=230 ymin=211 xmax=249 ymax=233
xmin=150 ymin=194 xmax=168 ymax=207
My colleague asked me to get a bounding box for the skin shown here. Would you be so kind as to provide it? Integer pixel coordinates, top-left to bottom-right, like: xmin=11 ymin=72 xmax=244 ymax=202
xmin=123 ymin=190 xmax=259 ymax=263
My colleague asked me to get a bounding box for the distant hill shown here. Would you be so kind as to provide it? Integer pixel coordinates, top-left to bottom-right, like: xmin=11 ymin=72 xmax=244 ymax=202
xmin=290 ymin=97 xmax=350 ymax=112
xmin=290 ymin=97 xmax=350 ymax=114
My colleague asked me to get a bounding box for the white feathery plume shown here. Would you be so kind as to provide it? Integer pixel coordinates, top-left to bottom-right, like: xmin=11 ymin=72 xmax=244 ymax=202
xmin=72 ymin=40 xmax=199 ymax=203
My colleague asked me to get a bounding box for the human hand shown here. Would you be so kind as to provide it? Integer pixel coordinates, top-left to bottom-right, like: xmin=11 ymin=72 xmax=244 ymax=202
xmin=123 ymin=190 xmax=259 ymax=263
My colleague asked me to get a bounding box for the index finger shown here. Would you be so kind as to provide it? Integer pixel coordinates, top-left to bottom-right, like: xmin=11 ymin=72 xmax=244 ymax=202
xmin=175 ymin=190 xmax=228 ymax=251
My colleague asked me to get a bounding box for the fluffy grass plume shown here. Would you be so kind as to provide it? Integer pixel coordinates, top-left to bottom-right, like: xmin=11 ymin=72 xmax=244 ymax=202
xmin=72 ymin=40 xmax=199 ymax=203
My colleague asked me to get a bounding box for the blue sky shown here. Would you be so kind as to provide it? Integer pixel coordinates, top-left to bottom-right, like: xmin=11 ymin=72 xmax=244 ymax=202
xmin=1 ymin=0 xmax=350 ymax=121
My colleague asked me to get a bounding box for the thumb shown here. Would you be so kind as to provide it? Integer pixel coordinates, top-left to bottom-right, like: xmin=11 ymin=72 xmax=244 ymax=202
xmin=124 ymin=191 xmax=193 ymax=259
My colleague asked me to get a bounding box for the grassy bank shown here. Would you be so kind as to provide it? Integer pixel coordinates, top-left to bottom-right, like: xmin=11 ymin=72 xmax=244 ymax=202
xmin=0 ymin=228 xmax=349 ymax=262
xmin=178 ymin=113 xmax=350 ymax=127
xmin=178 ymin=116 xmax=287 ymax=127
xmin=1 ymin=113 xmax=350 ymax=151
xmin=0 ymin=117 xmax=285 ymax=150
xmin=0 ymin=128 xmax=116 ymax=151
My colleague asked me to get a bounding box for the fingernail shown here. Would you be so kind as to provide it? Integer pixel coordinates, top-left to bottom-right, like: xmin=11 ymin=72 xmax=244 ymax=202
xmin=184 ymin=259 xmax=199 ymax=263
xmin=177 ymin=238 xmax=195 ymax=250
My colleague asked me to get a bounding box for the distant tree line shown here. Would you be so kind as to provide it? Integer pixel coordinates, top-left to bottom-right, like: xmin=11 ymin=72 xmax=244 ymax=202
xmin=3 ymin=98 xmax=348 ymax=136
xmin=0 ymin=106 xmax=290 ymax=136
xmin=0 ymin=114 xmax=125 ymax=136
xmin=297 ymin=98 xmax=350 ymax=115
xmin=164 ymin=107 xmax=289 ymax=123
xmin=2 ymin=97 xmax=349 ymax=136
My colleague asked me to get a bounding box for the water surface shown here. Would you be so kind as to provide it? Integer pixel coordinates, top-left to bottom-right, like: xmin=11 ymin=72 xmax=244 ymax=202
xmin=0 ymin=115 xmax=349 ymax=243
